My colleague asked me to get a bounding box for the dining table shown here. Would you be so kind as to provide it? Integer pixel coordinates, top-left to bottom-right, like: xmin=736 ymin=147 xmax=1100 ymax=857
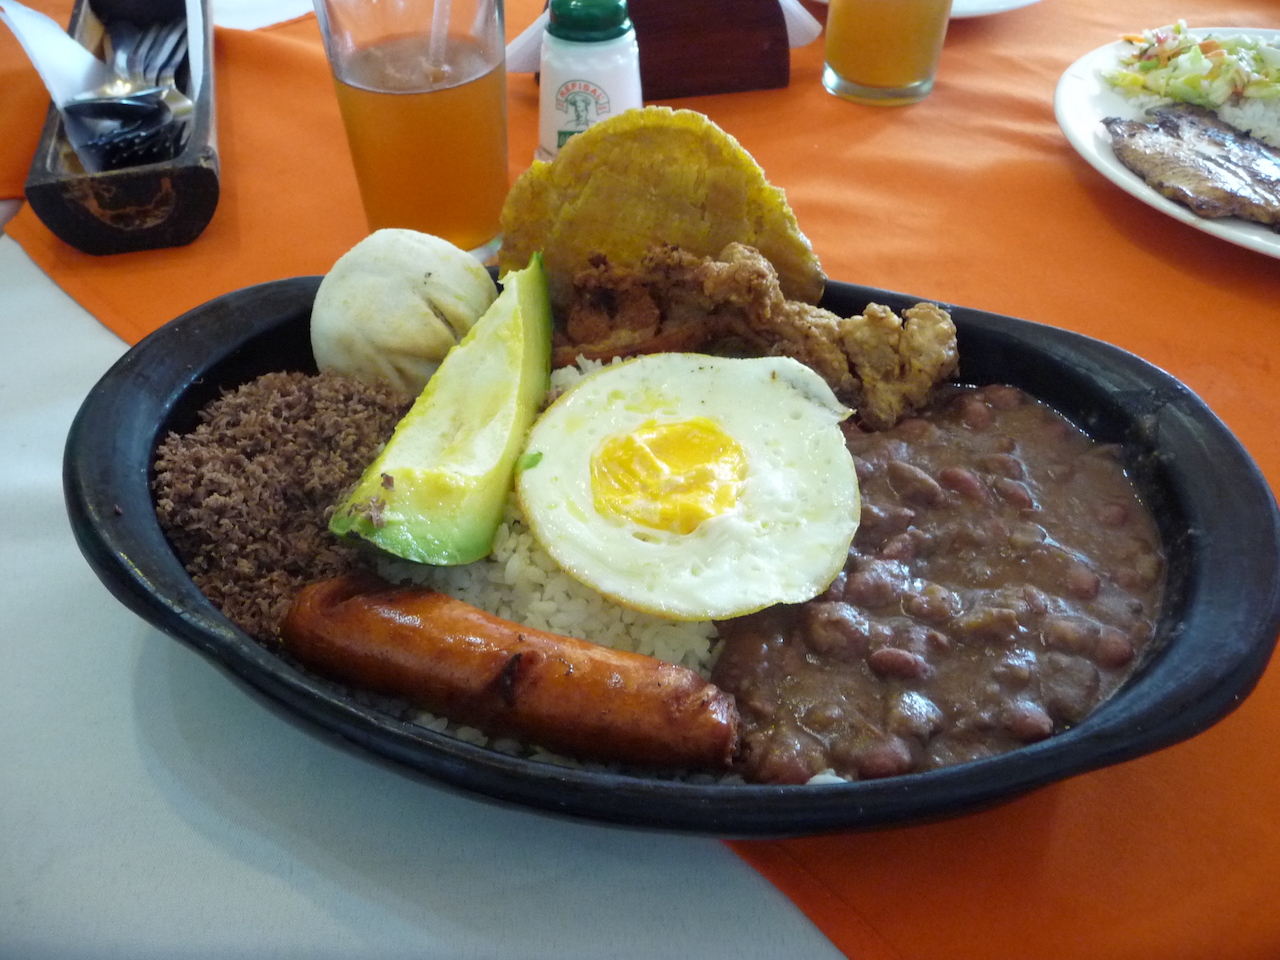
xmin=3 ymin=0 xmax=1280 ymax=956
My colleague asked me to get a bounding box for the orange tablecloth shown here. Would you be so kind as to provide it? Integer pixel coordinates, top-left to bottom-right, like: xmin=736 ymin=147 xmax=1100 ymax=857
xmin=4 ymin=1 xmax=1280 ymax=957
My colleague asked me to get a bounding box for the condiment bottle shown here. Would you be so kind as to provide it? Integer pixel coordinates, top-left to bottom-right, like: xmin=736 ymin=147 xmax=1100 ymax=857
xmin=536 ymin=0 xmax=643 ymax=162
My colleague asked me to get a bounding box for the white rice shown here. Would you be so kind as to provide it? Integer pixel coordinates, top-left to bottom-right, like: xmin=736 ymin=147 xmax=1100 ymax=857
xmin=1126 ymin=91 xmax=1280 ymax=147
xmin=378 ymin=497 xmax=720 ymax=676
xmin=382 ymin=535 xmax=736 ymax=778
xmin=374 ymin=503 xmax=729 ymax=773
xmin=1215 ymin=97 xmax=1280 ymax=147
xmin=376 ymin=353 xmax=721 ymax=675
xmin=372 ymin=356 xmax=736 ymax=773
xmin=378 ymin=355 xmax=719 ymax=676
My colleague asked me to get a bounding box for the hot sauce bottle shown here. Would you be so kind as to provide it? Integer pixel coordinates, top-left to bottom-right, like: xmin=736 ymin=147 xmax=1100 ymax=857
xmin=536 ymin=0 xmax=643 ymax=162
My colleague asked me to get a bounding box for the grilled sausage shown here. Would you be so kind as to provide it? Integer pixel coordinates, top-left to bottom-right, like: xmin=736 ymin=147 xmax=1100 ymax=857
xmin=281 ymin=575 xmax=740 ymax=770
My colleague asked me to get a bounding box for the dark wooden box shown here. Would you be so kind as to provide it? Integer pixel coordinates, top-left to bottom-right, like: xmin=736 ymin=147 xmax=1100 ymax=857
xmin=23 ymin=0 xmax=219 ymax=255
xmin=630 ymin=0 xmax=791 ymax=100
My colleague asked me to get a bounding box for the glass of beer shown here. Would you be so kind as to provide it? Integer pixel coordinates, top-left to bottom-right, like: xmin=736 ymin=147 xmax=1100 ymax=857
xmin=822 ymin=0 xmax=954 ymax=106
xmin=313 ymin=0 xmax=509 ymax=260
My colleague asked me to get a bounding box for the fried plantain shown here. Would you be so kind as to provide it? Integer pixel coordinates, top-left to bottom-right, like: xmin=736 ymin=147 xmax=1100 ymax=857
xmin=498 ymin=107 xmax=826 ymax=317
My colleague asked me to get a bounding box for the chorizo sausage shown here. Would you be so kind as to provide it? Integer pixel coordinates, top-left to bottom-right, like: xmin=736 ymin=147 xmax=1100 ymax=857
xmin=280 ymin=574 xmax=740 ymax=770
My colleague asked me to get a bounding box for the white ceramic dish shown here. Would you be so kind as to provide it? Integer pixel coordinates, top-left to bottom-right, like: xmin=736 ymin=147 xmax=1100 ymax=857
xmin=808 ymin=0 xmax=1042 ymax=17
xmin=950 ymin=0 xmax=1041 ymax=20
xmin=1055 ymin=28 xmax=1280 ymax=261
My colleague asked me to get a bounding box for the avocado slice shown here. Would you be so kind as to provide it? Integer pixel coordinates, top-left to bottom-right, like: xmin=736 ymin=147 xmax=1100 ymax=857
xmin=329 ymin=255 xmax=552 ymax=565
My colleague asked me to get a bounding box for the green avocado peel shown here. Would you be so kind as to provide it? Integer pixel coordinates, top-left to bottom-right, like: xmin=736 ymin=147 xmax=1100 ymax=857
xmin=329 ymin=254 xmax=553 ymax=565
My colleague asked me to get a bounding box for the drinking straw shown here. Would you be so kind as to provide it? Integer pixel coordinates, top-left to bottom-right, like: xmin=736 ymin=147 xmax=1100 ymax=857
xmin=427 ymin=0 xmax=451 ymax=71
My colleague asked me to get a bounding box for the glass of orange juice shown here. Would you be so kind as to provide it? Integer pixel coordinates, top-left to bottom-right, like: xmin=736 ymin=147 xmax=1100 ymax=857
xmin=822 ymin=0 xmax=954 ymax=106
xmin=313 ymin=0 xmax=509 ymax=260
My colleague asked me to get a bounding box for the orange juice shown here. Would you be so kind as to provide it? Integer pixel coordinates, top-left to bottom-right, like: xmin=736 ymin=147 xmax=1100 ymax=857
xmin=333 ymin=36 xmax=508 ymax=253
xmin=823 ymin=0 xmax=953 ymax=103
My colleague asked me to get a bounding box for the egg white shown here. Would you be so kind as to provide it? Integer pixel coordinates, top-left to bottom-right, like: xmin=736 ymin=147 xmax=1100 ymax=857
xmin=515 ymin=353 xmax=861 ymax=621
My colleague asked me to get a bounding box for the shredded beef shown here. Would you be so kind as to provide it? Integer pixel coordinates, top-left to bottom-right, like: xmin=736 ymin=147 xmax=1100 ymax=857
xmin=153 ymin=371 xmax=411 ymax=641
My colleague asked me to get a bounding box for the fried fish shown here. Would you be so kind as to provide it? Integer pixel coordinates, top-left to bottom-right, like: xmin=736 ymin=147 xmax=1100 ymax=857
xmin=1103 ymin=105 xmax=1280 ymax=230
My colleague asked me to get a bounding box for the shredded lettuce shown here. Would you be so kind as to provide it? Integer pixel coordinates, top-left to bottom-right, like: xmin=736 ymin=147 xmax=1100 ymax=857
xmin=1102 ymin=21 xmax=1280 ymax=108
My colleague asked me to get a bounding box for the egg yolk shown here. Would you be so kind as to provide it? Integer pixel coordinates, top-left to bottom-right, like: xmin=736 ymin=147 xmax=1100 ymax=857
xmin=590 ymin=417 xmax=747 ymax=535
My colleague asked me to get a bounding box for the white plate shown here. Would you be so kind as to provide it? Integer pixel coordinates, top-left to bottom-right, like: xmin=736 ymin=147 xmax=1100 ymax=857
xmin=1055 ymin=28 xmax=1280 ymax=261
xmin=950 ymin=0 xmax=1041 ymax=20
xmin=807 ymin=0 xmax=1042 ymax=17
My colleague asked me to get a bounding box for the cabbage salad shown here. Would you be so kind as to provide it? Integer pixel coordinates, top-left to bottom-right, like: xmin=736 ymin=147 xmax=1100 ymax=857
xmin=1103 ymin=21 xmax=1280 ymax=108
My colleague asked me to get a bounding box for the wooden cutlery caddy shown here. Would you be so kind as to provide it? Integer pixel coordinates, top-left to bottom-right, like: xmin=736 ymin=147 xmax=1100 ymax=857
xmin=24 ymin=0 xmax=218 ymax=255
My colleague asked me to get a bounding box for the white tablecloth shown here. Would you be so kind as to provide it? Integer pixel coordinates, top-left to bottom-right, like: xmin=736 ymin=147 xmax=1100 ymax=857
xmin=0 ymin=228 xmax=844 ymax=958
xmin=0 ymin=2 xmax=844 ymax=955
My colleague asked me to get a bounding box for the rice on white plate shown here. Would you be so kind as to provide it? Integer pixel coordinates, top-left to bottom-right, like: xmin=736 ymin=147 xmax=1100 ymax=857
xmin=1216 ymin=98 xmax=1280 ymax=147
xmin=1119 ymin=88 xmax=1280 ymax=147
xmin=1118 ymin=91 xmax=1280 ymax=147
xmin=1104 ymin=22 xmax=1280 ymax=146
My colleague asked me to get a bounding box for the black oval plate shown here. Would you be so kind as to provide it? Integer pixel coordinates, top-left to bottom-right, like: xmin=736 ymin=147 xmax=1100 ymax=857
xmin=64 ymin=277 xmax=1280 ymax=836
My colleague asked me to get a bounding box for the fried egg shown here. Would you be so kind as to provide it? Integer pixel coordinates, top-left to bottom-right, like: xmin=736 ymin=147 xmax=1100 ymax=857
xmin=515 ymin=354 xmax=860 ymax=621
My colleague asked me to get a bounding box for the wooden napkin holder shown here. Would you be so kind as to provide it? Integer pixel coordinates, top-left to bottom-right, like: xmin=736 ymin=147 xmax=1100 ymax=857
xmin=23 ymin=0 xmax=219 ymax=255
xmin=629 ymin=0 xmax=790 ymax=100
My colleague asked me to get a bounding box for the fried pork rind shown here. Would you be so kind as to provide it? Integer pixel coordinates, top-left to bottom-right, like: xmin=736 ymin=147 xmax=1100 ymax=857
xmin=842 ymin=302 xmax=958 ymax=430
xmin=499 ymin=107 xmax=826 ymax=317
xmin=557 ymin=242 xmax=958 ymax=430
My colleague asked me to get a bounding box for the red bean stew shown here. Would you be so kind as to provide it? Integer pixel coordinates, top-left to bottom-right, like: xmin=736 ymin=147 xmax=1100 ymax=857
xmin=711 ymin=383 xmax=1164 ymax=784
